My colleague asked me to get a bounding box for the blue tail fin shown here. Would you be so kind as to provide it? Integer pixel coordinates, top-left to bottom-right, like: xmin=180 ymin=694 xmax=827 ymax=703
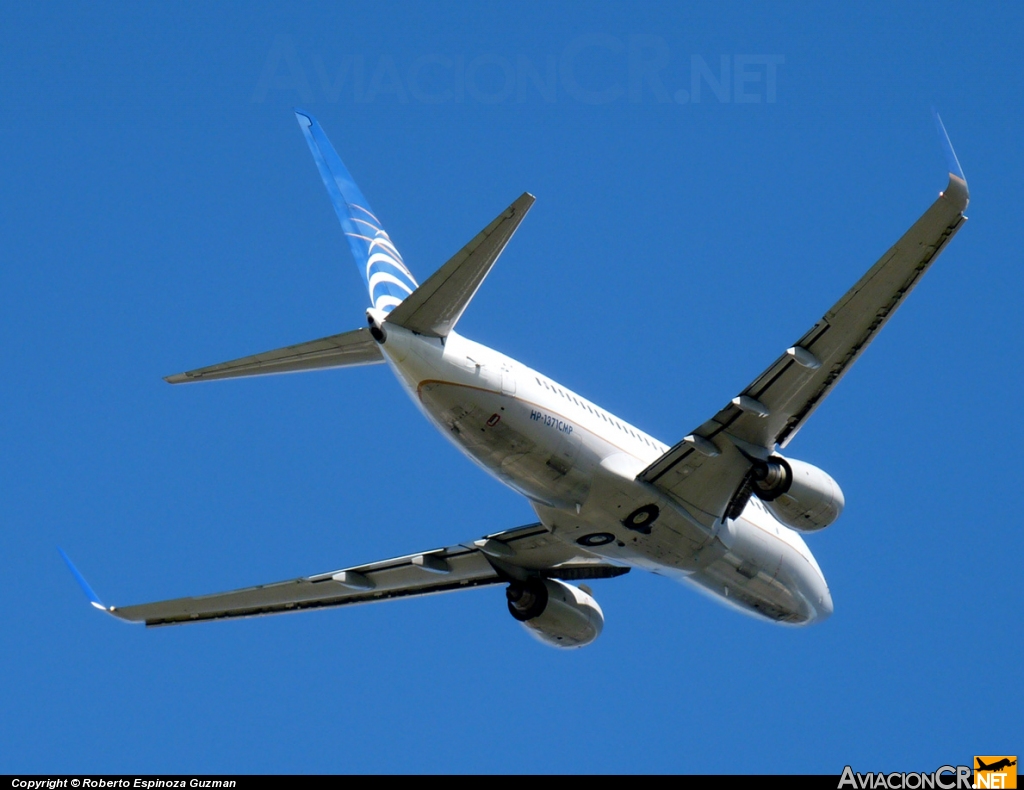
xmin=295 ymin=109 xmax=418 ymax=313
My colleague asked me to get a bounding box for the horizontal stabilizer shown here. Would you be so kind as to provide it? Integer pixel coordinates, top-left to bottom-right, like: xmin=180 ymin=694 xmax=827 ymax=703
xmin=386 ymin=192 xmax=535 ymax=338
xmin=165 ymin=327 xmax=383 ymax=384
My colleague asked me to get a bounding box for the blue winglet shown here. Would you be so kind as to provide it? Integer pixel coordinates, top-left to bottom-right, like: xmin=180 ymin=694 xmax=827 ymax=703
xmin=58 ymin=547 xmax=109 ymax=612
xmin=932 ymin=108 xmax=966 ymax=183
xmin=293 ymin=108 xmax=418 ymax=313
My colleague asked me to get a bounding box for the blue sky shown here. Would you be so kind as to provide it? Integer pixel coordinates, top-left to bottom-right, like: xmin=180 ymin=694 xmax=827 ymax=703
xmin=2 ymin=2 xmax=1021 ymax=774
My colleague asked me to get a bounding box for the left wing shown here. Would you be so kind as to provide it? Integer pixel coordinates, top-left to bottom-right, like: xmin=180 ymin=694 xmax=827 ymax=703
xmin=63 ymin=524 xmax=627 ymax=627
xmin=639 ymin=118 xmax=969 ymax=525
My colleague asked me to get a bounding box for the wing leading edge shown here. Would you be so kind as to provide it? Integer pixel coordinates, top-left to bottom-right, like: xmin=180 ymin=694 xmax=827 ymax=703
xmin=640 ymin=120 xmax=970 ymax=525
xmin=64 ymin=524 xmax=628 ymax=627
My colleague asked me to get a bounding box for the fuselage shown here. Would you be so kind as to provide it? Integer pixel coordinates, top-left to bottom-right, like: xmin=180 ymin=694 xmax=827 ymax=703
xmin=377 ymin=318 xmax=833 ymax=626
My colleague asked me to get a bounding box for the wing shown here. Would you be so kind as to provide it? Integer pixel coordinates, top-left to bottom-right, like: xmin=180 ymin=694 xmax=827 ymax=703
xmin=68 ymin=524 xmax=627 ymax=627
xmin=640 ymin=135 xmax=969 ymax=525
xmin=165 ymin=327 xmax=383 ymax=384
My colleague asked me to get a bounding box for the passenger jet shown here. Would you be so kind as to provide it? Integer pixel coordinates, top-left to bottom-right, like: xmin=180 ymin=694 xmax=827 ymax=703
xmin=62 ymin=111 xmax=970 ymax=648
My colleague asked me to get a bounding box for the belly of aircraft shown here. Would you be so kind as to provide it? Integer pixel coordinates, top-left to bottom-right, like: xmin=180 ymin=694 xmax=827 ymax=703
xmin=534 ymin=481 xmax=821 ymax=625
xmin=417 ymin=379 xmax=821 ymax=626
xmin=417 ymin=381 xmax=594 ymax=508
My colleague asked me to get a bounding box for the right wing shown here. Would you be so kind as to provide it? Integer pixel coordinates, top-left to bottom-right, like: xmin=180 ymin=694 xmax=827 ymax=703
xmin=165 ymin=327 xmax=383 ymax=384
xmin=640 ymin=121 xmax=969 ymax=525
xmin=68 ymin=524 xmax=627 ymax=627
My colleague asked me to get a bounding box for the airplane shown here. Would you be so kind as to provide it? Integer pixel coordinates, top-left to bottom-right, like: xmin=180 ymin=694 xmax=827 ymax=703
xmin=61 ymin=110 xmax=970 ymax=648
xmin=976 ymin=759 xmax=1016 ymax=772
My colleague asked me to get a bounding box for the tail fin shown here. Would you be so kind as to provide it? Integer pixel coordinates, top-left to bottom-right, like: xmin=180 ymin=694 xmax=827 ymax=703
xmin=294 ymin=109 xmax=418 ymax=313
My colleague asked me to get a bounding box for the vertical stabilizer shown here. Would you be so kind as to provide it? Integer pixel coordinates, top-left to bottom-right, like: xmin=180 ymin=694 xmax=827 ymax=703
xmin=294 ymin=109 xmax=418 ymax=312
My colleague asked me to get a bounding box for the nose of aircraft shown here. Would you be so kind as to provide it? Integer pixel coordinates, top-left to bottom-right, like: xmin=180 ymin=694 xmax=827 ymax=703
xmin=788 ymin=540 xmax=833 ymax=624
xmin=804 ymin=564 xmax=834 ymax=623
xmin=790 ymin=553 xmax=833 ymax=624
xmin=816 ymin=584 xmax=834 ymax=622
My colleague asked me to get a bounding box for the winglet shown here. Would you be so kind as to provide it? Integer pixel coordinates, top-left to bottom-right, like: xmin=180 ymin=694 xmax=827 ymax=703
xmin=932 ymin=108 xmax=965 ymax=182
xmin=932 ymin=109 xmax=969 ymax=210
xmin=58 ymin=547 xmax=111 ymax=613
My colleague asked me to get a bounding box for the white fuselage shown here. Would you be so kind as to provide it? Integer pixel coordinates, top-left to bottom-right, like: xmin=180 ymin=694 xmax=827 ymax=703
xmin=378 ymin=321 xmax=833 ymax=625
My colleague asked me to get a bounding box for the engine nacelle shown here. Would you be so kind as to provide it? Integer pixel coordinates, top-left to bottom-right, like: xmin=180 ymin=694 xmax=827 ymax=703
xmin=506 ymin=578 xmax=604 ymax=649
xmin=751 ymin=456 xmax=845 ymax=532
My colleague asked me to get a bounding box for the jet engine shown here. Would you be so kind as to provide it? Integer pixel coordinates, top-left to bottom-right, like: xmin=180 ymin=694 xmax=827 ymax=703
xmin=750 ymin=455 xmax=845 ymax=532
xmin=505 ymin=578 xmax=604 ymax=648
